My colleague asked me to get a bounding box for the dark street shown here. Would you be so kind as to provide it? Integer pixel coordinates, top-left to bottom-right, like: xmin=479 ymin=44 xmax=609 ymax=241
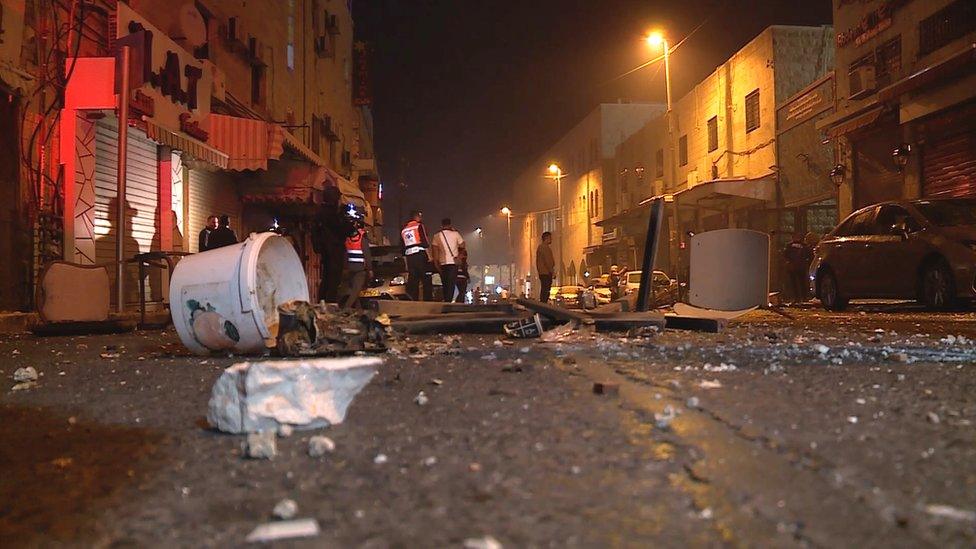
xmin=3 ymin=306 xmax=975 ymax=546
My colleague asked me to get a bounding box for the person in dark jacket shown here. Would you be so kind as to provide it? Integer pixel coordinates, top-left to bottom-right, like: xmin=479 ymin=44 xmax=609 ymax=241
xmin=313 ymin=186 xmax=351 ymax=303
xmin=198 ymin=215 xmax=218 ymax=252
xmin=783 ymin=231 xmax=813 ymax=304
xmin=207 ymin=215 xmax=238 ymax=250
xmin=455 ymin=248 xmax=470 ymax=303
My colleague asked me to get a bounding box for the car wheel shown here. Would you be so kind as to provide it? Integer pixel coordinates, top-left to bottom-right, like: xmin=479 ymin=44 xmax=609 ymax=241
xmin=818 ymin=269 xmax=848 ymax=311
xmin=920 ymin=260 xmax=954 ymax=310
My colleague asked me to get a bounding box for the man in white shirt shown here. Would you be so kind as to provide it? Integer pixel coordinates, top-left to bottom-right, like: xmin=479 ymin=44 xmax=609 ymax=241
xmin=432 ymin=218 xmax=466 ymax=303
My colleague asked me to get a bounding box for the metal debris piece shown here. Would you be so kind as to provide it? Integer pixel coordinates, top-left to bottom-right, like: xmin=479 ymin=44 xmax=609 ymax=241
xmin=245 ymin=518 xmax=320 ymax=543
xmin=276 ymin=300 xmax=387 ymax=357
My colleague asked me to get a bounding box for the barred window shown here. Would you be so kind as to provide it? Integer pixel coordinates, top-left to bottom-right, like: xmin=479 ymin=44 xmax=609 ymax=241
xmin=919 ymin=0 xmax=976 ymax=56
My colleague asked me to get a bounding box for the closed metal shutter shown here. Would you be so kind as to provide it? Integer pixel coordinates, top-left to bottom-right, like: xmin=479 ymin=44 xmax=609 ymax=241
xmin=94 ymin=118 xmax=160 ymax=307
xmin=923 ymin=132 xmax=976 ymax=198
xmin=187 ymin=169 xmax=242 ymax=253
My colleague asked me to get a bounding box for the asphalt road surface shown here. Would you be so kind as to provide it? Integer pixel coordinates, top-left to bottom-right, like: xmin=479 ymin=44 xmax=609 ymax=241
xmin=1 ymin=303 xmax=975 ymax=547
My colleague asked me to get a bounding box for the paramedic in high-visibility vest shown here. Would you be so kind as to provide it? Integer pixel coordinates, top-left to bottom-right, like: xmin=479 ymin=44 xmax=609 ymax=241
xmin=401 ymin=209 xmax=433 ymax=301
xmin=341 ymin=205 xmax=372 ymax=309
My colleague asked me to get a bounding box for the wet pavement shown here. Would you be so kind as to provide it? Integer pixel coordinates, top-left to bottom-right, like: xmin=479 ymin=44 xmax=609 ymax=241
xmin=1 ymin=303 xmax=975 ymax=546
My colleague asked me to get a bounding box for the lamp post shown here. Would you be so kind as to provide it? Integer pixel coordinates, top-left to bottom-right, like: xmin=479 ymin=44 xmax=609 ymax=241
xmin=501 ymin=206 xmax=513 ymax=292
xmin=547 ymin=163 xmax=565 ymax=283
xmin=646 ymin=32 xmax=675 ymax=191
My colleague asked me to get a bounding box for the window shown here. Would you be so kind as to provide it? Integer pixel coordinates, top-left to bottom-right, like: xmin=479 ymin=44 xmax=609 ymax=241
xmin=745 ymin=89 xmax=760 ymax=133
xmin=678 ymin=135 xmax=688 ymax=166
xmin=874 ymin=205 xmax=920 ymax=234
xmin=707 ymin=116 xmax=718 ymax=152
xmin=919 ymin=0 xmax=976 ymax=56
xmin=875 ymin=36 xmax=901 ymax=86
xmin=286 ymin=0 xmax=295 ymax=70
xmin=594 ymin=189 xmax=599 ymax=217
xmin=250 ymin=65 xmax=265 ymax=106
xmin=835 ymin=208 xmax=875 ymax=237
xmin=655 ymin=149 xmax=664 ymax=177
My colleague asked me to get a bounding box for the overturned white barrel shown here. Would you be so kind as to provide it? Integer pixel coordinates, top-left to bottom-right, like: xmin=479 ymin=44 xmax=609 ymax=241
xmin=170 ymin=232 xmax=309 ymax=355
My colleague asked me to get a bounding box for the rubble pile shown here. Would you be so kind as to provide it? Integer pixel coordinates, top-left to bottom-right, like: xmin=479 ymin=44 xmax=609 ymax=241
xmin=276 ymin=301 xmax=388 ymax=356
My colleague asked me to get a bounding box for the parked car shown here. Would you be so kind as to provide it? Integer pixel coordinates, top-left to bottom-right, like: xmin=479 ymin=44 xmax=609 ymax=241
xmin=553 ymin=285 xmax=585 ymax=309
xmin=811 ymin=198 xmax=976 ymax=310
xmin=360 ymin=245 xmax=408 ymax=301
xmin=622 ymin=270 xmax=679 ymax=305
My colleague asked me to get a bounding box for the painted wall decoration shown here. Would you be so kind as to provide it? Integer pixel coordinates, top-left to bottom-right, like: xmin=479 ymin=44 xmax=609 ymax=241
xmin=72 ymin=113 xmax=97 ymax=264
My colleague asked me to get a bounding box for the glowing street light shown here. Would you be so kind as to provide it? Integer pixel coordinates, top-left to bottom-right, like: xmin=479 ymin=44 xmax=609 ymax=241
xmin=501 ymin=207 xmax=513 ymax=291
xmin=646 ymin=30 xmax=676 ymax=191
xmin=545 ymin=163 xmax=565 ymax=282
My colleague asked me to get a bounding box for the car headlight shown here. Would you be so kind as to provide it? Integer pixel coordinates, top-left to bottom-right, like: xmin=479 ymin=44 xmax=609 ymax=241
xmin=390 ymin=276 xmax=405 ymax=286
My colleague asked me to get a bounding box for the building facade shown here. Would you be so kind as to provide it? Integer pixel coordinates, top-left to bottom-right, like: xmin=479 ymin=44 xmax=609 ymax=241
xmin=600 ymin=25 xmax=835 ymax=285
xmin=510 ymin=103 xmax=665 ymax=296
xmin=819 ymin=0 xmax=976 ymax=215
xmin=0 ymin=0 xmax=379 ymax=313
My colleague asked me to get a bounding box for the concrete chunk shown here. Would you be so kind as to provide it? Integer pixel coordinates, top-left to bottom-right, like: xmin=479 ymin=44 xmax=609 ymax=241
xmin=208 ymin=357 xmax=380 ymax=434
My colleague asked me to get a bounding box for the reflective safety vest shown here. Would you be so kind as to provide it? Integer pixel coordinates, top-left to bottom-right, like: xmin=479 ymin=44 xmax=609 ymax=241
xmin=401 ymin=220 xmax=427 ymax=256
xmin=345 ymin=229 xmax=366 ymax=263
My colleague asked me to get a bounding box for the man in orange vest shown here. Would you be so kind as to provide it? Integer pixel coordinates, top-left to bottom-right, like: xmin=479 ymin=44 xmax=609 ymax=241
xmin=401 ymin=209 xmax=432 ymax=301
xmin=341 ymin=207 xmax=372 ymax=309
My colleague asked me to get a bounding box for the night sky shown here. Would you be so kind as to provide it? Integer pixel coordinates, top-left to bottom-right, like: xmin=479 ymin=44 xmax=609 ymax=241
xmin=353 ymin=0 xmax=833 ymax=262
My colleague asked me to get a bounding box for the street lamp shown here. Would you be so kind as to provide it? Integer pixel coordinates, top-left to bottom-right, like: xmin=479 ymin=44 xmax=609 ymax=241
xmin=501 ymin=207 xmax=513 ymax=292
xmin=646 ymin=31 xmax=675 ymax=191
xmin=546 ymin=163 xmax=565 ymax=283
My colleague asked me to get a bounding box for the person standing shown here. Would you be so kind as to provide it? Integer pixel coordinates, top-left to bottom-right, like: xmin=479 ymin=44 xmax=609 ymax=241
xmin=783 ymin=231 xmax=813 ymax=304
xmin=207 ymin=215 xmax=238 ymax=250
xmin=432 ymin=218 xmax=466 ymax=303
xmin=341 ymin=215 xmax=372 ymax=309
xmin=455 ymin=248 xmax=470 ymax=304
xmin=536 ymin=231 xmax=555 ymax=303
xmin=313 ymin=187 xmax=351 ymax=303
xmin=198 ymin=215 xmax=218 ymax=252
xmin=401 ymin=210 xmax=432 ymax=301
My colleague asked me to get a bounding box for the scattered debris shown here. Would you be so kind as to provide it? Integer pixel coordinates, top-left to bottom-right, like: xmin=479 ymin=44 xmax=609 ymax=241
xmin=245 ymin=518 xmax=320 ymax=543
xmin=277 ymin=301 xmax=387 ymax=356
xmin=430 ymin=378 xmax=444 ymax=386
xmin=699 ymin=379 xmax=723 ymax=389
xmin=463 ymin=535 xmax=503 ymax=549
xmin=654 ymin=405 xmax=677 ymax=430
xmin=924 ymin=504 xmax=976 ymax=522
xmin=813 ymin=344 xmax=829 ymax=355
xmin=503 ymin=314 xmax=544 ymax=339
xmin=592 ymin=381 xmax=619 ymax=396
xmin=11 ymin=381 xmax=37 ymax=391
xmin=422 ymin=456 xmax=437 ymax=467
xmin=847 ymin=416 xmax=859 ymax=424
xmin=926 ymin=412 xmax=941 ymax=425
xmin=686 ymin=396 xmax=700 ymax=409
xmin=272 ymin=499 xmax=298 ymax=520
xmin=207 ymin=357 xmax=380 ymax=434
xmin=374 ymin=453 xmax=388 ymax=465
xmin=245 ymin=431 xmax=277 ymax=460
xmin=277 ymin=424 xmax=294 ymax=438
xmin=12 ymin=367 xmax=38 ymax=383
xmin=414 ymin=391 xmax=429 ymax=406
xmin=308 ymin=436 xmax=336 ymax=457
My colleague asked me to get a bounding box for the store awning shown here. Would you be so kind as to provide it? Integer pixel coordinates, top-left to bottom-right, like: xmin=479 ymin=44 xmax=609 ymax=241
xmin=144 ymin=119 xmax=229 ymax=170
xmin=675 ymin=177 xmax=776 ymax=209
xmin=822 ymin=105 xmax=885 ymax=139
xmin=207 ymin=113 xmax=277 ymax=171
xmin=274 ymin=126 xmax=326 ymax=167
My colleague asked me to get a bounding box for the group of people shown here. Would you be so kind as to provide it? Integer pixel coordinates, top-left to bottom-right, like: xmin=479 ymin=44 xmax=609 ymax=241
xmin=400 ymin=210 xmax=470 ymax=303
xmin=197 ymin=215 xmax=238 ymax=252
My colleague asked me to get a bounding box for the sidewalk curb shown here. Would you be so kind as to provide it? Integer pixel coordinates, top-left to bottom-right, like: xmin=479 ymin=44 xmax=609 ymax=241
xmin=0 ymin=310 xmax=172 ymax=335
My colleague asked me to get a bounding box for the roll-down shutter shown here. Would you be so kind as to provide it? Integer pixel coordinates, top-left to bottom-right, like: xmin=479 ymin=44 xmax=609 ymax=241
xmin=94 ymin=118 xmax=160 ymax=306
xmin=923 ymin=132 xmax=976 ymax=198
xmin=187 ymin=169 xmax=242 ymax=253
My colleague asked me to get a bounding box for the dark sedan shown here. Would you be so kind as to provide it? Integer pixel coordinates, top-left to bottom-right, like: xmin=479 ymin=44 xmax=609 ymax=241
xmin=810 ymin=198 xmax=976 ymax=310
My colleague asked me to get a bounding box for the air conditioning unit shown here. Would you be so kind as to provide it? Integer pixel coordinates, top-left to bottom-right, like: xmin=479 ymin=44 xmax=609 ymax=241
xmin=848 ymin=65 xmax=877 ymax=99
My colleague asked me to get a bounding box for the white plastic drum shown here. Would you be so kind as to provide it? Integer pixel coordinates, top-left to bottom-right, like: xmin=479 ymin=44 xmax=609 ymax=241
xmin=170 ymin=232 xmax=309 ymax=355
xmin=689 ymin=229 xmax=770 ymax=311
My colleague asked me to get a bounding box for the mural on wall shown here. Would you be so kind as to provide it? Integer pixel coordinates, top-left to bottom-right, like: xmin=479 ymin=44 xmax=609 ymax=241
xmin=72 ymin=113 xmax=97 ymax=264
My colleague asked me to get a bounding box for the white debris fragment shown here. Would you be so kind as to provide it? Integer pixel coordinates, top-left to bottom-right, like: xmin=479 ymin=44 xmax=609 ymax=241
xmin=422 ymin=456 xmax=437 ymax=467
xmin=374 ymin=453 xmax=388 ymax=464
xmin=925 ymin=504 xmax=976 ymax=522
xmin=245 ymin=518 xmax=320 ymax=543
xmin=654 ymin=405 xmax=677 ymax=430
xmin=414 ymin=391 xmax=429 ymax=406
xmin=277 ymin=424 xmax=294 ymax=438
xmin=699 ymin=379 xmax=723 ymax=389
xmin=207 ymin=357 xmax=380 ymax=434
xmin=463 ymin=535 xmax=503 ymax=549
xmin=847 ymin=416 xmax=859 ymax=424
xmin=813 ymin=344 xmax=829 ymax=355
xmin=272 ymin=499 xmax=298 ymax=520
xmin=245 ymin=431 xmax=277 ymax=460
xmin=308 ymin=436 xmax=336 ymax=457
xmin=926 ymin=412 xmax=940 ymax=424
xmin=686 ymin=396 xmax=700 ymax=409
xmin=13 ymin=367 xmax=38 ymax=383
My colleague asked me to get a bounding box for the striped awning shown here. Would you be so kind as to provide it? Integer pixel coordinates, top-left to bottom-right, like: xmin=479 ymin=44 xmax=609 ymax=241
xmin=144 ymin=119 xmax=229 ymax=170
xmin=207 ymin=113 xmax=276 ymax=171
xmin=274 ymin=126 xmax=327 ymax=167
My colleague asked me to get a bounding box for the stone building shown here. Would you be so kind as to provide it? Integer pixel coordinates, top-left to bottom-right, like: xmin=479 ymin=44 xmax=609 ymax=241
xmin=509 ymin=103 xmax=665 ymax=296
xmin=0 ymin=0 xmax=379 ymax=313
xmin=818 ymin=0 xmax=976 ymax=215
xmin=598 ymin=25 xmax=835 ymax=282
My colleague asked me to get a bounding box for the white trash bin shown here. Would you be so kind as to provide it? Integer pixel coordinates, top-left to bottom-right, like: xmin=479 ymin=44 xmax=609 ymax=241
xmin=170 ymin=232 xmax=310 ymax=355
